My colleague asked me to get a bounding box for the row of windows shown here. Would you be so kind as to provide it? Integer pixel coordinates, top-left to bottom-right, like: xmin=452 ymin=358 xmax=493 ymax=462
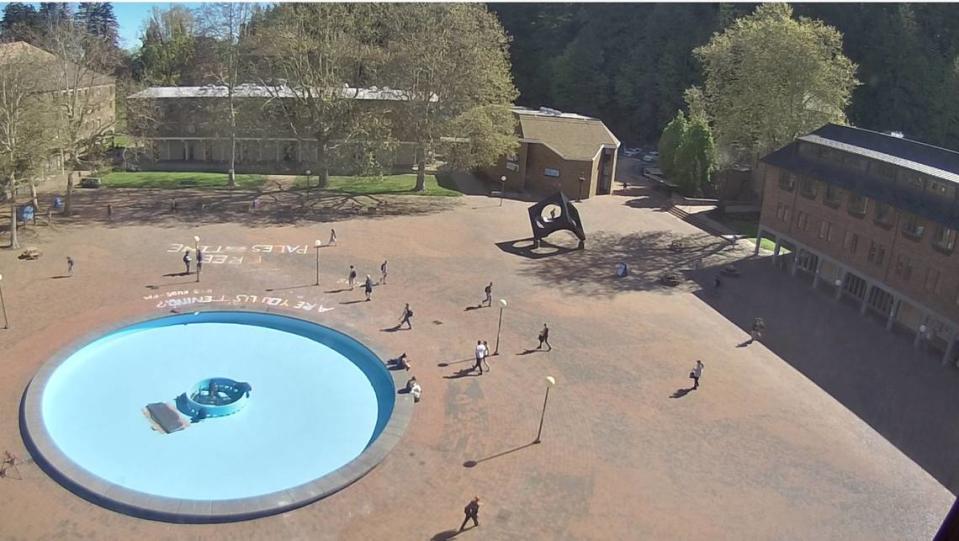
xmin=778 ymin=173 xmax=958 ymax=252
xmin=804 ymin=144 xmax=955 ymax=198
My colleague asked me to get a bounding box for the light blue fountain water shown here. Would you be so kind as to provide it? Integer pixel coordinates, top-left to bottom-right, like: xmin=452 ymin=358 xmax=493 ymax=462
xmin=40 ymin=311 xmax=394 ymax=501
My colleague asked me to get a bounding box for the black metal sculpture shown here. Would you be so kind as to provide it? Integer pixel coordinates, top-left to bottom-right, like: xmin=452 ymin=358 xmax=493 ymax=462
xmin=527 ymin=192 xmax=586 ymax=249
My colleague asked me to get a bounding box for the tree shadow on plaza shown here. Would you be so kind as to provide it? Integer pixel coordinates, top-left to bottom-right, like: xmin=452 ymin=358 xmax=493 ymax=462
xmin=509 ymin=230 xmax=739 ymax=298
xmin=690 ymin=254 xmax=959 ymax=494
xmin=24 ymin=184 xmax=459 ymax=231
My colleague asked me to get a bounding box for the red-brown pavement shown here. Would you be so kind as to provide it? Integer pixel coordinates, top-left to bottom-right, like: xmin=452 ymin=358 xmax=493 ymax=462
xmin=0 ymin=182 xmax=952 ymax=540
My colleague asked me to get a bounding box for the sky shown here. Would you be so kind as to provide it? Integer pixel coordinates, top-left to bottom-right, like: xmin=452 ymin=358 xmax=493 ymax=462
xmin=0 ymin=2 xmax=206 ymax=50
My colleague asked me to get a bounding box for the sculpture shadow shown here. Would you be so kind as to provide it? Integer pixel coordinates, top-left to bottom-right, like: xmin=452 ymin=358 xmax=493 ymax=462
xmin=514 ymin=230 xmax=738 ymax=298
xmin=495 ymin=237 xmax=580 ymax=261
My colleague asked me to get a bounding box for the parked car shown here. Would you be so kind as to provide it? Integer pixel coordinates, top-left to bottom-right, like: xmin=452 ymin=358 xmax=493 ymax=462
xmin=642 ymin=154 xmax=656 ymax=162
xmin=623 ymin=147 xmax=642 ymax=157
xmin=79 ymin=177 xmax=102 ymax=188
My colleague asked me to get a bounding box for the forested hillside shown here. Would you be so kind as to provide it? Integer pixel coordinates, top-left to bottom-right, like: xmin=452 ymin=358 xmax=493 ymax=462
xmin=492 ymin=3 xmax=959 ymax=149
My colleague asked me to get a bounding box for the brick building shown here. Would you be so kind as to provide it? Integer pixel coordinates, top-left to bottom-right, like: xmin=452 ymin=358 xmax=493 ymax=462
xmin=757 ymin=124 xmax=959 ymax=362
xmin=0 ymin=41 xmax=116 ymax=174
xmin=482 ymin=107 xmax=619 ymax=200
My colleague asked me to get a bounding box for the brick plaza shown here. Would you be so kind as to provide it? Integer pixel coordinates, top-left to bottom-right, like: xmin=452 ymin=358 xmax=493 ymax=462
xmin=0 ymin=178 xmax=952 ymax=540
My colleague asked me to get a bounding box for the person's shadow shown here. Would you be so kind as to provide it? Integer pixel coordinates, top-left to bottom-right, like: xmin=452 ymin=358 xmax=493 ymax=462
xmin=736 ymin=339 xmax=754 ymax=348
xmin=670 ymin=387 xmax=695 ymax=399
xmin=444 ymin=367 xmax=480 ymax=379
xmin=431 ymin=529 xmax=462 ymax=540
xmin=517 ymin=348 xmax=541 ymax=356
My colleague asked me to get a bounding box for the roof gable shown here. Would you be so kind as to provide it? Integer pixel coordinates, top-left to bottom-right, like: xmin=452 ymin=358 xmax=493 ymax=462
xmin=514 ymin=107 xmax=619 ymax=161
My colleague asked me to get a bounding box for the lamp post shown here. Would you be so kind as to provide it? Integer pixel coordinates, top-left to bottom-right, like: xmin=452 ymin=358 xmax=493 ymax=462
xmin=305 ymin=169 xmax=312 ymax=189
xmin=578 ymin=176 xmax=585 ymax=202
xmin=0 ymin=274 xmax=7 ymax=329
xmin=193 ymin=235 xmax=201 ymax=283
xmin=314 ymin=240 xmax=322 ymax=286
xmin=493 ymin=298 xmax=507 ymax=355
xmin=534 ymin=376 xmax=556 ymax=444
xmin=499 ymin=175 xmax=506 ymax=207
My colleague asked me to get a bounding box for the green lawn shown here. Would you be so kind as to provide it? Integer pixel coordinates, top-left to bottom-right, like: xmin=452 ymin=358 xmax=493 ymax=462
xmin=711 ymin=212 xmax=781 ymax=253
xmin=101 ymin=171 xmax=266 ymax=189
xmin=294 ymin=173 xmax=461 ymax=197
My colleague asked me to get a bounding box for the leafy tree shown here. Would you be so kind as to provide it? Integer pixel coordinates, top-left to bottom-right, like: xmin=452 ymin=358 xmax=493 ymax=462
xmin=247 ymin=3 xmax=385 ymax=187
xmin=694 ymin=4 xmax=858 ymax=163
xmin=132 ymin=7 xmax=197 ymax=85
xmin=658 ymin=111 xmax=686 ymax=179
xmin=382 ymin=3 xmax=518 ymax=191
xmin=674 ymin=117 xmax=718 ymax=196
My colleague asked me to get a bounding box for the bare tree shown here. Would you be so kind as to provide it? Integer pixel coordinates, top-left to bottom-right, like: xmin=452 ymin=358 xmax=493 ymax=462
xmin=43 ymin=19 xmax=119 ymax=216
xmin=194 ymin=3 xmax=255 ymax=187
xmin=0 ymin=42 xmax=53 ymax=248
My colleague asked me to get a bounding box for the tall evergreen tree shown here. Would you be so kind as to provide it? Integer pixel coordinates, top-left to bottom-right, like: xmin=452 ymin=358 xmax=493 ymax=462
xmin=1 ymin=3 xmax=40 ymax=42
xmin=75 ymin=3 xmax=119 ymax=47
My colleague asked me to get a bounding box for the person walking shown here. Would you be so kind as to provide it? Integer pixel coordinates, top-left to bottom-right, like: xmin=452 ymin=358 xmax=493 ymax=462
xmin=473 ymin=340 xmax=486 ymax=375
xmin=348 ymin=265 xmax=357 ymax=290
xmin=66 ymin=256 xmax=74 ymax=276
xmin=329 ymin=228 xmax=337 ymax=246
xmin=537 ymin=323 xmax=552 ymax=351
xmin=482 ymin=340 xmax=491 ymax=372
xmin=748 ymin=317 xmax=765 ymax=344
xmin=183 ymin=249 xmax=192 ymax=274
xmin=399 ymin=303 xmax=413 ymax=329
xmin=380 ymin=260 xmax=388 ymax=284
xmin=459 ymin=497 xmax=481 ymax=532
xmin=483 ymin=282 xmax=493 ymax=307
xmin=690 ymin=360 xmax=704 ymax=390
xmin=364 ymin=275 xmax=374 ymax=301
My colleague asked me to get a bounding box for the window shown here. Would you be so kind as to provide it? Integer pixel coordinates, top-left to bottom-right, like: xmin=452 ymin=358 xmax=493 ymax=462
xmin=824 ymin=185 xmax=842 ymax=207
xmin=844 ymin=232 xmax=859 ymax=254
xmin=874 ymin=162 xmax=898 ymax=180
xmin=843 ymin=154 xmax=868 ymax=172
xmin=796 ymin=210 xmax=809 ymax=231
xmin=901 ymin=213 xmax=925 ymax=239
xmin=776 ymin=203 xmax=791 ymax=223
xmin=928 ymin=180 xmax=950 ymax=196
xmin=905 ymin=172 xmax=925 ymax=190
xmin=778 ymin=171 xmax=796 ymax=191
xmin=868 ymin=241 xmax=886 ymax=266
xmin=818 ymin=220 xmax=833 ymax=241
xmin=848 ymin=193 xmax=868 ymax=216
xmin=894 ymin=255 xmax=913 ymax=281
xmin=933 ymin=225 xmax=957 ymax=252
xmin=799 ymin=177 xmax=818 ymax=199
xmin=925 ymin=268 xmax=942 ymax=293
xmin=544 ymin=168 xmax=560 ymax=177
xmin=874 ymin=202 xmax=894 ymax=226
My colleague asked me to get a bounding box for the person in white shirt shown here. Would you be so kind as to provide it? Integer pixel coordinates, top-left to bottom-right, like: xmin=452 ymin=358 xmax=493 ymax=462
xmin=406 ymin=377 xmax=421 ymax=402
xmin=690 ymin=360 xmax=704 ymax=389
xmin=474 ymin=340 xmax=487 ymax=375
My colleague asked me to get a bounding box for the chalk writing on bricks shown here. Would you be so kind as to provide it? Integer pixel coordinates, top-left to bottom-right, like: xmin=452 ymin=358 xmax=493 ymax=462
xmin=167 ymin=244 xmax=311 ymax=264
xmin=145 ymin=289 xmax=334 ymax=314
